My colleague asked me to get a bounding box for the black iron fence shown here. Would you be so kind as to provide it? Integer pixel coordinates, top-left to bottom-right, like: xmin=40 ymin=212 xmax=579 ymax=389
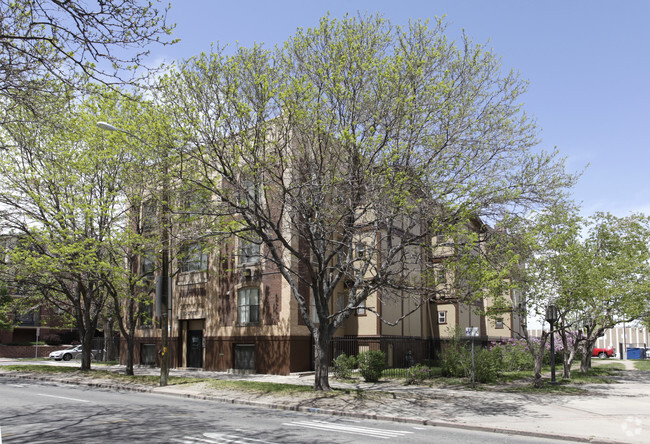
xmin=91 ymin=336 xmax=120 ymax=362
xmin=329 ymin=336 xmax=439 ymax=376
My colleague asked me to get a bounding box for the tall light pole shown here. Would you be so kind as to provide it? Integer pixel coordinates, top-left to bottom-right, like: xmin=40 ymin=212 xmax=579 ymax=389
xmin=545 ymin=304 xmax=559 ymax=383
xmin=97 ymin=121 xmax=170 ymax=387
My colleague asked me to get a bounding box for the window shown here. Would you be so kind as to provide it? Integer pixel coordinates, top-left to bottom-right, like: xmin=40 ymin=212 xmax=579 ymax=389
xmin=240 ymin=239 xmax=261 ymax=265
xmin=179 ymin=243 xmax=208 ymax=273
xmin=310 ymin=293 xmax=319 ymax=325
xmin=234 ymin=344 xmax=255 ymax=370
xmin=141 ymin=252 xmax=155 ymax=281
xmin=436 ymin=268 xmax=446 ymax=284
xmin=495 ymin=318 xmax=504 ymax=329
xmin=138 ymin=295 xmax=153 ymax=328
xmin=141 ymin=200 xmax=157 ymax=232
xmin=336 ymin=293 xmax=346 ymax=314
xmin=356 ymin=243 xmax=366 ymax=258
xmin=438 ymin=310 xmax=447 ymax=324
xmin=356 ymin=299 xmax=366 ymax=316
xmin=238 ymin=287 xmax=260 ymax=324
xmin=141 ymin=343 xmax=156 ymax=365
xmin=240 ymin=180 xmax=259 ymax=208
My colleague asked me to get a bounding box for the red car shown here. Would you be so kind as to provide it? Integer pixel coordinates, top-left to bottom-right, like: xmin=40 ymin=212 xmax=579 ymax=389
xmin=592 ymin=347 xmax=616 ymax=358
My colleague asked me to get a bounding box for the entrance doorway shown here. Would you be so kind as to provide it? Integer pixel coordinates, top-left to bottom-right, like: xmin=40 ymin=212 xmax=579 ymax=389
xmin=187 ymin=330 xmax=203 ymax=368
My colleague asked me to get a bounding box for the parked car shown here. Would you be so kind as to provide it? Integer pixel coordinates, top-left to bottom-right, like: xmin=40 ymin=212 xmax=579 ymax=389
xmin=592 ymin=347 xmax=616 ymax=358
xmin=49 ymin=345 xmax=101 ymax=361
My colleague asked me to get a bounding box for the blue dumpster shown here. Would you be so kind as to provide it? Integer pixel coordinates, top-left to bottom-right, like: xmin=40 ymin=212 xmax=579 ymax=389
xmin=627 ymin=348 xmax=643 ymax=359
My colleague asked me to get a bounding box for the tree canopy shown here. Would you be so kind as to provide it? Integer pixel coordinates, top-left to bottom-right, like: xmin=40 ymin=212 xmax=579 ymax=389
xmin=158 ymin=14 xmax=576 ymax=390
xmin=0 ymin=0 xmax=175 ymax=122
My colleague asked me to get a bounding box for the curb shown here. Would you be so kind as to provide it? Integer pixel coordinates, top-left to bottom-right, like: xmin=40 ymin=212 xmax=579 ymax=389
xmin=1 ymin=371 xmax=627 ymax=444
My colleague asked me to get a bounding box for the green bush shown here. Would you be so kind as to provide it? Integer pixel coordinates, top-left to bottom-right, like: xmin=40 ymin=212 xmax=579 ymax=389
xmin=474 ymin=348 xmax=500 ymax=383
xmin=44 ymin=334 xmax=62 ymax=346
xmin=405 ymin=363 xmax=434 ymax=385
xmin=357 ymin=349 xmax=386 ymax=382
xmin=440 ymin=340 xmax=471 ymax=378
xmin=332 ymin=353 xmax=356 ymax=379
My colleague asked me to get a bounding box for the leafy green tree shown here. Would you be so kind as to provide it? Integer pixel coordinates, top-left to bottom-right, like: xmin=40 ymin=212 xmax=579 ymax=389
xmin=159 ymin=14 xmax=575 ymax=390
xmin=500 ymin=204 xmax=650 ymax=384
xmin=558 ymin=212 xmax=650 ymax=372
xmin=0 ymin=87 xmax=177 ymax=371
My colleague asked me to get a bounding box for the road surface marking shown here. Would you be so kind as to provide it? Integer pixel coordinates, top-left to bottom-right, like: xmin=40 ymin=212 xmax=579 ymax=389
xmin=172 ymin=433 xmax=278 ymax=444
xmin=283 ymin=420 xmax=414 ymax=439
xmin=36 ymin=393 xmax=92 ymax=403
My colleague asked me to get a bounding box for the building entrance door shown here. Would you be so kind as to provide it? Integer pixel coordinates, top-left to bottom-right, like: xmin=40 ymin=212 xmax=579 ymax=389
xmin=187 ymin=330 xmax=203 ymax=368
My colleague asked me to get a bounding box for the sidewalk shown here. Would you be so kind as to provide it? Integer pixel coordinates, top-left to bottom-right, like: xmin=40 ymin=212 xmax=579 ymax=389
xmin=2 ymin=359 xmax=649 ymax=443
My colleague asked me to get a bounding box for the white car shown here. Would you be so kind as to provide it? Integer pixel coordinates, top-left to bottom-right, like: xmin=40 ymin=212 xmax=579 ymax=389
xmin=49 ymin=345 xmax=100 ymax=361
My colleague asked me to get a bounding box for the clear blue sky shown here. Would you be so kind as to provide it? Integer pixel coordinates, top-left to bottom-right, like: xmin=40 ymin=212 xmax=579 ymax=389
xmin=148 ymin=0 xmax=650 ymax=218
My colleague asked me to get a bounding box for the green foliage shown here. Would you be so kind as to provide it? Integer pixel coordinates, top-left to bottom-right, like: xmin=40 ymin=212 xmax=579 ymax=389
xmin=489 ymin=339 xmax=535 ymax=371
xmin=357 ymin=350 xmax=386 ymax=382
xmin=332 ymin=353 xmax=356 ymax=379
xmin=473 ymin=348 xmax=500 ymax=383
xmin=405 ymin=363 xmax=435 ymax=385
xmin=0 ymin=283 xmax=12 ymax=330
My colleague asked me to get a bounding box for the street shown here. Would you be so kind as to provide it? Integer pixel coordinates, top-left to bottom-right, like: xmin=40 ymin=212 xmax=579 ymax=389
xmin=0 ymin=376 xmax=565 ymax=443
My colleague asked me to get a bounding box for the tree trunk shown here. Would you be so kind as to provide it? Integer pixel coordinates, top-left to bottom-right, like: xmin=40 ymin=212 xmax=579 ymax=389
xmin=577 ymin=340 xmax=591 ymax=372
xmin=81 ymin=326 xmax=94 ymax=371
xmin=533 ymin=350 xmax=544 ymax=388
xmin=563 ymin=349 xmax=574 ymax=379
xmin=313 ymin=331 xmax=331 ymax=391
xmin=125 ymin=336 xmax=134 ymax=376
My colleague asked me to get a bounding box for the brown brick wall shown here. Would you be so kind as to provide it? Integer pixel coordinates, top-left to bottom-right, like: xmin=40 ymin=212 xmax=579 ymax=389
xmin=0 ymin=344 xmax=67 ymax=358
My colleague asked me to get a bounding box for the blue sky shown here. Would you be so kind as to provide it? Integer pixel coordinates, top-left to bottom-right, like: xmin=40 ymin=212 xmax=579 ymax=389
xmin=148 ymin=1 xmax=650 ymax=218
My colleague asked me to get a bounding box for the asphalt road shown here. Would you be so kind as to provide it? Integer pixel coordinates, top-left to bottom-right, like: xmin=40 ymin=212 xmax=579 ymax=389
xmin=0 ymin=376 xmax=568 ymax=444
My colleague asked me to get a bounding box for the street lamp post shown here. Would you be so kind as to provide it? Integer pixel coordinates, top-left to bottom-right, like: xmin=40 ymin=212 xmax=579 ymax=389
xmin=546 ymin=304 xmax=559 ymax=383
xmin=96 ymin=121 xmax=170 ymax=387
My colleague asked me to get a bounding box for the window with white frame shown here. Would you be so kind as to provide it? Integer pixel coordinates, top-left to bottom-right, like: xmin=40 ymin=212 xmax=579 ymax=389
xmin=238 ymin=287 xmax=260 ymax=324
xmin=356 ymin=299 xmax=366 ymax=316
xmin=356 ymin=243 xmax=366 ymax=258
xmin=438 ymin=310 xmax=447 ymax=324
xmin=495 ymin=318 xmax=504 ymax=329
xmin=310 ymin=293 xmax=319 ymax=325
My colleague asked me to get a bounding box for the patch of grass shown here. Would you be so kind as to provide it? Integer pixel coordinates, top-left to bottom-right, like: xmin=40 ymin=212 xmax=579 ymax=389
xmin=504 ymin=382 xmax=589 ymax=395
xmin=204 ymin=379 xmax=326 ymax=396
xmin=634 ymin=360 xmax=650 ymax=371
xmin=568 ymin=365 xmax=623 ymax=384
xmin=2 ymin=365 xmax=80 ymax=373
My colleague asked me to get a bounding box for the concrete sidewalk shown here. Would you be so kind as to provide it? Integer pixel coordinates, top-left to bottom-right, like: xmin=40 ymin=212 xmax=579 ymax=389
xmin=2 ymin=359 xmax=649 ymax=443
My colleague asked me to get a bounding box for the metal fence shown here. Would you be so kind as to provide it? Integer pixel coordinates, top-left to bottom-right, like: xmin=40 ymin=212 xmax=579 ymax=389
xmin=91 ymin=336 xmax=120 ymax=362
xmin=329 ymin=336 xmax=439 ymax=376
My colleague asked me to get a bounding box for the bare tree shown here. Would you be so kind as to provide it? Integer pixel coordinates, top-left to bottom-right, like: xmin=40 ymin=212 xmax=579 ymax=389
xmin=0 ymin=0 xmax=174 ymax=122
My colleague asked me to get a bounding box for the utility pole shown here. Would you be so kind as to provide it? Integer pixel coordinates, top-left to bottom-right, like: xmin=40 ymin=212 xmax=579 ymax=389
xmin=97 ymin=121 xmax=171 ymax=386
xmin=159 ymin=155 xmax=170 ymax=387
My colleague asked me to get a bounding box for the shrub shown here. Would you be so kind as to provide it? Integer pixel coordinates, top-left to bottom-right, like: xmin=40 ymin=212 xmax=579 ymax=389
xmin=474 ymin=347 xmax=500 ymax=383
xmin=405 ymin=363 xmax=434 ymax=385
xmin=488 ymin=338 xmax=534 ymax=371
xmin=440 ymin=341 xmax=471 ymax=378
xmin=332 ymin=353 xmax=356 ymax=379
xmin=44 ymin=334 xmax=62 ymax=346
xmin=357 ymin=349 xmax=386 ymax=382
